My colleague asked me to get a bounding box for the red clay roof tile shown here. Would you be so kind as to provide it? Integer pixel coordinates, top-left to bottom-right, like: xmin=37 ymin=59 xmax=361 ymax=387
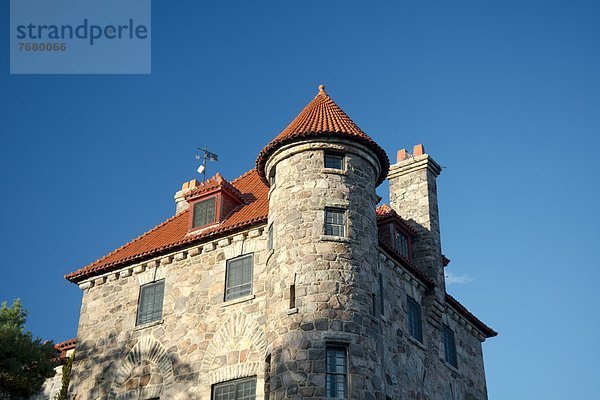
xmin=376 ymin=203 xmax=418 ymax=236
xmin=66 ymin=169 xmax=268 ymax=283
xmin=256 ymin=85 xmax=390 ymax=185
xmin=184 ymin=172 xmax=244 ymax=203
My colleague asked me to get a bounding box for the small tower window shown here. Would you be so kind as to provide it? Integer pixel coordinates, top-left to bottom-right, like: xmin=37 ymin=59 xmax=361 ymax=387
xmin=324 ymin=208 xmax=346 ymax=237
xmin=326 ymin=346 xmax=348 ymax=398
xmin=267 ymin=223 xmax=274 ymax=251
xmin=324 ymin=151 xmax=345 ymax=170
xmin=136 ymin=280 xmax=165 ymax=326
xmin=192 ymin=197 xmax=216 ymax=228
xmin=443 ymin=325 xmax=458 ymax=368
xmin=212 ymin=377 xmax=256 ymax=400
xmin=268 ymin=168 xmax=276 ymax=185
xmin=395 ymin=230 xmax=409 ymax=259
xmin=225 ymin=254 xmax=254 ymax=301
xmin=407 ymin=295 xmax=423 ymax=342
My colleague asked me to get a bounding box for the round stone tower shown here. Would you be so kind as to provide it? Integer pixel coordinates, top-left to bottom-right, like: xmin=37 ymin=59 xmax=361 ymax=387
xmin=256 ymin=85 xmax=390 ymax=399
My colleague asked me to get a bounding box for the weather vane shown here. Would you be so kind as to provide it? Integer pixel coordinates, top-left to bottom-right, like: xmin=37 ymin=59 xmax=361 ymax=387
xmin=195 ymin=145 xmax=219 ymax=182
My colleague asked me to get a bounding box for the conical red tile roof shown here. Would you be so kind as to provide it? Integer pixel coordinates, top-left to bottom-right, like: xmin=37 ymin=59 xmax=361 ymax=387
xmin=256 ymin=85 xmax=389 ymax=184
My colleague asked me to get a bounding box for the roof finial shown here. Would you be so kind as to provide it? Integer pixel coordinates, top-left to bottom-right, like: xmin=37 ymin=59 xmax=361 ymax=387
xmin=318 ymin=84 xmax=326 ymax=94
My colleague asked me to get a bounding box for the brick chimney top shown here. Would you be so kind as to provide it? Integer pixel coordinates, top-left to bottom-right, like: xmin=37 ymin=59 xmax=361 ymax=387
xmin=396 ymin=144 xmax=426 ymax=162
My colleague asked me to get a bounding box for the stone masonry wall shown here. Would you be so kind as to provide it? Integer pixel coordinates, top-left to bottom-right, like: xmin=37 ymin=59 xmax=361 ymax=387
xmin=67 ymin=142 xmax=490 ymax=399
xmin=377 ymin=249 xmax=489 ymax=400
xmin=264 ymin=139 xmax=385 ymax=399
xmin=388 ymin=153 xmax=445 ymax=293
xmin=69 ymin=228 xmax=271 ymax=400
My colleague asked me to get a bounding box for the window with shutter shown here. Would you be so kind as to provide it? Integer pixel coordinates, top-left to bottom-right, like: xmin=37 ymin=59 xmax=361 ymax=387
xmin=212 ymin=377 xmax=256 ymax=400
xmin=324 ymin=208 xmax=346 ymax=237
xmin=192 ymin=197 xmax=217 ymax=228
xmin=225 ymin=255 xmax=253 ymax=301
xmin=136 ymin=281 xmax=165 ymax=326
xmin=407 ymin=296 xmax=423 ymax=342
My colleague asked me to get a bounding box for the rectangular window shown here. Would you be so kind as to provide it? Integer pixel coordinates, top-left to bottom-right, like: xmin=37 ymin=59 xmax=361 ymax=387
xmin=395 ymin=231 xmax=409 ymax=259
xmin=136 ymin=280 xmax=165 ymax=326
xmin=212 ymin=377 xmax=256 ymax=400
xmin=326 ymin=346 xmax=347 ymax=399
xmin=289 ymin=284 xmax=296 ymax=309
xmin=193 ymin=197 xmax=217 ymax=228
xmin=324 ymin=151 xmax=344 ymax=170
xmin=407 ymin=296 xmax=423 ymax=342
xmin=268 ymin=223 xmax=274 ymax=251
xmin=225 ymin=254 xmax=253 ymax=301
xmin=443 ymin=325 xmax=458 ymax=368
xmin=324 ymin=208 xmax=346 ymax=237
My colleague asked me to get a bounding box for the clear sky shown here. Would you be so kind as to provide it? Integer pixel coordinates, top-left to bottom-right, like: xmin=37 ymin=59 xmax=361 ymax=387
xmin=1 ymin=1 xmax=598 ymax=398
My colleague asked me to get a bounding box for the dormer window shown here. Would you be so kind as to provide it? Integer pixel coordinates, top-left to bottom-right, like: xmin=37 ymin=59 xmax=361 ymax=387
xmin=324 ymin=151 xmax=345 ymax=170
xmin=395 ymin=231 xmax=409 ymax=259
xmin=376 ymin=205 xmax=415 ymax=262
xmin=185 ymin=173 xmax=245 ymax=233
xmin=192 ymin=197 xmax=216 ymax=228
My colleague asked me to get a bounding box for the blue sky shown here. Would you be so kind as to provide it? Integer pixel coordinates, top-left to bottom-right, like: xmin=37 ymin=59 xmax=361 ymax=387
xmin=1 ymin=1 xmax=599 ymax=398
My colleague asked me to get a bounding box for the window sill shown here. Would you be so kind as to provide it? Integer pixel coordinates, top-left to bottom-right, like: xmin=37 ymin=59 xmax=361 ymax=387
xmin=440 ymin=358 xmax=460 ymax=374
xmin=134 ymin=319 xmax=164 ymax=331
xmin=320 ymin=235 xmax=350 ymax=243
xmin=287 ymin=307 xmax=299 ymax=315
xmin=221 ymin=294 xmax=255 ymax=308
xmin=321 ymin=168 xmax=349 ymax=176
xmin=407 ymin=335 xmax=427 ymax=351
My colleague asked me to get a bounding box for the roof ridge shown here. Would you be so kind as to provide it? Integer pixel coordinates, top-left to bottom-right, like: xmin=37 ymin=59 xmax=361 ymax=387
xmin=65 ymin=209 xmax=189 ymax=280
xmin=231 ymin=168 xmax=257 ymax=185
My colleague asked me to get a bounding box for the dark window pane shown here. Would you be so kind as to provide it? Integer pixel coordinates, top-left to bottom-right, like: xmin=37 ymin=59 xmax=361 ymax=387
xmin=326 ymin=346 xmax=347 ymax=398
xmin=325 ymin=208 xmax=346 ymax=237
xmin=225 ymin=255 xmax=253 ymax=301
xmin=268 ymin=224 xmax=274 ymax=250
xmin=193 ymin=197 xmax=217 ymax=228
xmin=395 ymin=231 xmax=409 ymax=259
xmin=407 ymin=296 xmax=423 ymax=342
xmin=213 ymin=377 xmax=256 ymax=400
xmin=443 ymin=325 xmax=458 ymax=368
xmin=136 ymin=281 xmax=165 ymax=326
xmin=325 ymin=151 xmax=344 ymax=170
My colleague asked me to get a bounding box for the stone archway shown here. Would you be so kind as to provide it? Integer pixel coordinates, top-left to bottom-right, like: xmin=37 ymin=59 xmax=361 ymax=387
xmin=201 ymin=312 xmax=268 ymax=385
xmin=112 ymin=337 xmax=174 ymax=400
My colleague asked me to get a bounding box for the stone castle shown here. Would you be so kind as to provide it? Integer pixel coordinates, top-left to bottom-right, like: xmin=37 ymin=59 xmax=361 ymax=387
xmin=62 ymin=85 xmax=496 ymax=399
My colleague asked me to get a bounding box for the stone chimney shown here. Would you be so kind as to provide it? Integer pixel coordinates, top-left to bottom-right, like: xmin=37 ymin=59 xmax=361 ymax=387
xmin=388 ymin=144 xmax=445 ymax=291
xmin=173 ymin=179 xmax=199 ymax=214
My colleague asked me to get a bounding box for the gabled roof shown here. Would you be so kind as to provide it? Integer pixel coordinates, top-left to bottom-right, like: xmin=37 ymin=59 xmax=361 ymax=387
xmin=376 ymin=203 xmax=418 ymax=236
xmin=184 ymin=172 xmax=244 ymax=203
xmin=256 ymin=85 xmax=390 ymax=185
xmin=66 ymin=169 xmax=268 ymax=283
